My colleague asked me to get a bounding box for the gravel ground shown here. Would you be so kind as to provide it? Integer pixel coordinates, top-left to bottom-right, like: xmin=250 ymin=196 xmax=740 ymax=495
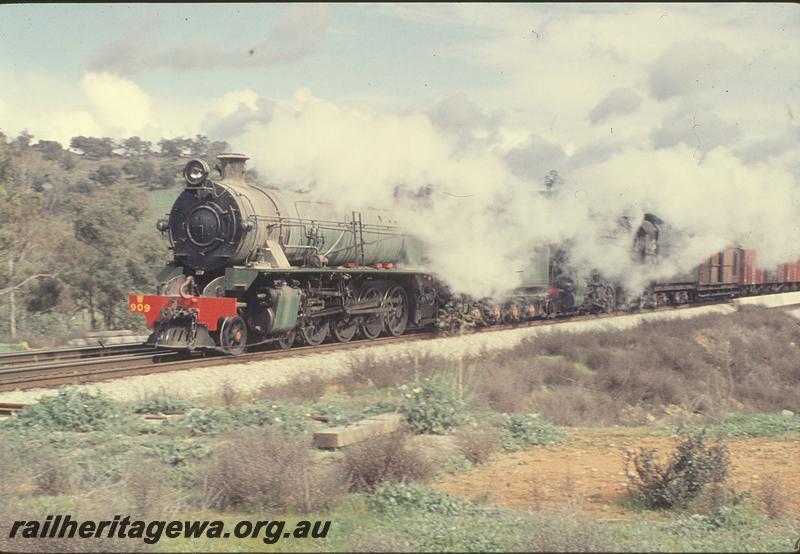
xmin=2 ymin=292 xmax=799 ymax=406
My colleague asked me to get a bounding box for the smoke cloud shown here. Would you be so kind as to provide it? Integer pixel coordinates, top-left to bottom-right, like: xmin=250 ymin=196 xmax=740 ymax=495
xmin=232 ymin=90 xmax=800 ymax=300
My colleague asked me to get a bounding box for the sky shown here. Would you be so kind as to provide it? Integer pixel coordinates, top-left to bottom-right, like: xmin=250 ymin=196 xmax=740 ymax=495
xmin=1 ymin=3 xmax=799 ymax=296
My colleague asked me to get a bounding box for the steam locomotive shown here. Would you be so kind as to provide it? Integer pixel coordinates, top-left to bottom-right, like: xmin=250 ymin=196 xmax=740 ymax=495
xmin=129 ymin=154 xmax=800 ymax=353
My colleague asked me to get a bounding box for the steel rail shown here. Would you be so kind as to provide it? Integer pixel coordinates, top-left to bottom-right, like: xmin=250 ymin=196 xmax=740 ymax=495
xmin=0 ymin=343 xmax=152 ymax=368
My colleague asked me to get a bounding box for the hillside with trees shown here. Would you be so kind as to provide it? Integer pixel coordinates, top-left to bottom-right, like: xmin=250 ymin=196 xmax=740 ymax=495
xmin=0 ymin=130 xmax=232 ymax=345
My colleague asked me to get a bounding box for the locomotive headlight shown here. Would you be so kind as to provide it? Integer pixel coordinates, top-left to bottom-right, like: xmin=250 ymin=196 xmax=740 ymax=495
xmin=183 ymin=159 xmax=210 ymax=186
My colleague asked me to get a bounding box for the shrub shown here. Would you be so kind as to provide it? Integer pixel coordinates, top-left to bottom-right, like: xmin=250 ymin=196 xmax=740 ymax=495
xmin=399 ymin=377 xmax=466 ymax=434
xmin=30 ymin=445 xmax=73 ymax=495
xmin=3 ymin=389 xmax=130 ymax=433
xmin=367 ymin=482 xmax=481 ymax=516
xmin=344 ymin=432 xmax=434 ymax=492
xmin=341 ymin=351 xmax=448 ymax=392
xmin=498 ymin=413 xmax=565 ymax=451
xmin=453 ymin=425 xmax=499 ymax=465
xmin=258 ymin=374 xmax=329 ymax=403
xmin=200 ymin=428 xmax=344 ymax=512
xmin=123 ymin=457 xmax=170 ymax=516
xmin=529 ymin=385 xmax=620 ymax=427
xmin=132 ymin=393 xmax=194 ymax=414
xmin=758 ymin=478 xmax=791 ymax=519
xmin=625 ymin=432 xmax=730 ymax=510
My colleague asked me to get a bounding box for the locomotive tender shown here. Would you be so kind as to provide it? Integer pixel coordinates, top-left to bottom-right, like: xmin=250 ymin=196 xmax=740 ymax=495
xmin=129 ymin=154 xmax=800 ymax=353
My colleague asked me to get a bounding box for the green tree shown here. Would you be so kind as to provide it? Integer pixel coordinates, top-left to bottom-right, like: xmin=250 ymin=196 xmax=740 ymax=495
xmin=0 ymin=182 xmax=54 ymax=339
xmin=61 ymin=184 xmax=161 ymax=329
xmin=156 ymin=164 xmax=178 ymax=189
xmin=206 ymin=140 xmax=232 ymax=163
xmin=15 ymin=129 xmax=33 ymax=148
xmin=89 ymin=164 xmax=122 ymax=187
xmin=122 ymin=159 xmax=157 ymax=184
xmin=60 ymin=153 xmax=76 ymax=171
xmin=70 ymin=136 xmax=115 ymax=159
xmin=122 ymin=136 xmax=153 ymax=157
xmin=36 ymin=139 xmax=63 ymax=161
xmin=190 ymin=134 xmax=211 ymax=157
xmin=158 ymin=137 xmax=191 ymax=157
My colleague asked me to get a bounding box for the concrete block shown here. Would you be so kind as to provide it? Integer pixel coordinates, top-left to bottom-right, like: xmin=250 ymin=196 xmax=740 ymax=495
xmin=313 ymin=413 xmax=404 ymax=449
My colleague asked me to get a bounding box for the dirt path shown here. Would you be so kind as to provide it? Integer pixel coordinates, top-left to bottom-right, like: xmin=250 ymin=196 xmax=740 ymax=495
xmin=433 ymin=427 xmax=800 ymax=519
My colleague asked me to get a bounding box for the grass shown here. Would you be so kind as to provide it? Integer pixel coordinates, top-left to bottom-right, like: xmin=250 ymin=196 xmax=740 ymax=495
xmin=700 ymin=413 xmax=800 ymax=438
xmin=3 ymin=307 xmax=799 ymax=552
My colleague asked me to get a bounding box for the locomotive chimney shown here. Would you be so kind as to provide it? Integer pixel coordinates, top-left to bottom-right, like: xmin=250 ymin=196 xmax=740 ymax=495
xmin=217 ymin=153 xmax=249 ymax=182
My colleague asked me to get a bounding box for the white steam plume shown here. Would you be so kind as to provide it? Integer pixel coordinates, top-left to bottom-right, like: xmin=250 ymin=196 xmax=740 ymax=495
xmin=234 ymin=91 xmax=800 ymax=299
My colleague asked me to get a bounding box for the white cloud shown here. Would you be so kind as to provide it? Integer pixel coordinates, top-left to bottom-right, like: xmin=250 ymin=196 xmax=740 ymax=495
xmin=81 ymin=72 xmax=154 ymax=136
xmin=217 ymin=89 xmax=260 ymax=117
xmin=648 ymin=40 xmax=740 ymax=100
xmin=589 ymin=87 xmax=642 ymax=125
xmin=32 ymin=111 xmax=104 ymax=146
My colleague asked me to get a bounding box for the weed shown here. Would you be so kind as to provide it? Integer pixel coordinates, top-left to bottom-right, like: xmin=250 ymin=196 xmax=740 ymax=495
xmin=163 ymin=402 xmax=310 ymax=436
xmin=399 ymin=377 xmax=466 ymax=434
xmin=367 ymin=482 xmax=482 ymax=516
xmin=3 ymin=389 xmax=131 ymax=433
xmin=132 ymin=392 xmax=194 ymax=414
xmin=219 ymin=379 xmax=237 ymax=407
xmin=498 ymin=413 xmax=565 ymax=451
xmin=700 ymin=412 xmax=800 ymax=438
xmin=515 ymin=511 xmax=613 ymax=552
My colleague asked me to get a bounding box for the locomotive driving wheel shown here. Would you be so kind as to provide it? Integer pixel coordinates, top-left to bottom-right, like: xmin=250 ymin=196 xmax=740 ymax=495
xmin=219 ymin=315 xmax=247 ymax=355
xmin=299 ymin=318 xmax=328 ymax=346
xmin=330 ymin=315 xmax=358 ymax=342
xmin=384 ymin=286 xmax=409 ymax=337
xmin=276 ymin=330 xmax=295 ymax=350
xmin=358 ymin=285 xmax=384 ymax=340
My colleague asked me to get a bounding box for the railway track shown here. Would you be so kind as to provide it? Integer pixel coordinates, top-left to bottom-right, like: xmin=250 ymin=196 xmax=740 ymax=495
xmin=0 ymin=300 xmax=736 ymax=394
xmin=0 ymin=343 xmax=157 ymax=368
xmin=0 ymin=332 xmax=433 ymax=392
